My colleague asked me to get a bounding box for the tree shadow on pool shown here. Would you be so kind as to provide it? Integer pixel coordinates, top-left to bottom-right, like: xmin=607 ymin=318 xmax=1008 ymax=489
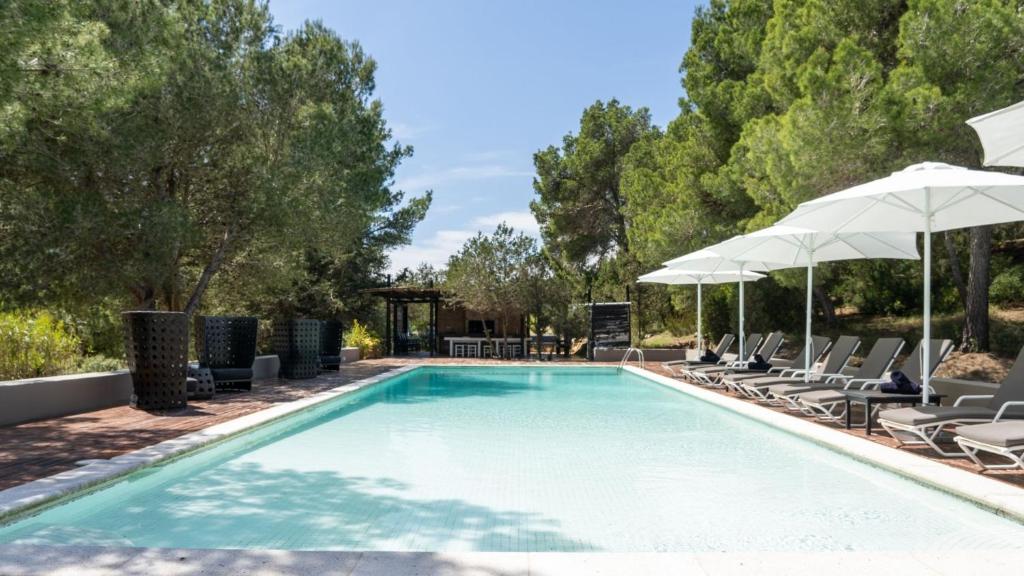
xmin=1 ymin=462 xmax=593 ymax=555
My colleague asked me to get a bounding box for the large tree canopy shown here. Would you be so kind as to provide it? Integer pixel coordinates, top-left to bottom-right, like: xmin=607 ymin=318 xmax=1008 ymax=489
xmin=0 ymin=0 xmax=428 ymax=327
xmin=534 ymin=0 xmax=1024 ymax=352
xmin=530 ymin=99 xmax=659 ymax=299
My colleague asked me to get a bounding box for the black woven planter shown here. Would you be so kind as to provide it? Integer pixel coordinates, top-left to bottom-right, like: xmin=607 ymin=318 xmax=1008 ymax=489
xmin=319 ymin=320 xmax=343 ymax=371
xmin=122 ymin=311 xmax=188 ymax=411
xmin=195 ymin=315 xmax=259 ymax=391
xmin=273 ymin=319 xmax=321 ymax=379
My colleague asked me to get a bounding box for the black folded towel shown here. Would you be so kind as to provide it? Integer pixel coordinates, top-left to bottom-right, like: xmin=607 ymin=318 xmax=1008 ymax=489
xmin=747 ymin=353 xmax=772 ymax=371
xmin=879 ymin=370 xmax=921 ymax=394
xmin=700 ymin=350 xmax=720 ymax=363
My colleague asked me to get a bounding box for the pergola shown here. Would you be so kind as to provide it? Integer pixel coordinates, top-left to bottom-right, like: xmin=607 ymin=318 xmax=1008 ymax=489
xmin=362 ymin=286 xmax=442 ymax=356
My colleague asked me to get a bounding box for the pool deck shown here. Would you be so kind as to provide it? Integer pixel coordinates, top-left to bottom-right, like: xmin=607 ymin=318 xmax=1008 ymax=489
xmin=2 ymin=359 xmax=1024 ymax=575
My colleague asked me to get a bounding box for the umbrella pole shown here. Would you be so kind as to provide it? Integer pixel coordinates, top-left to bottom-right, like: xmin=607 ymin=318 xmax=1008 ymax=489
xmin=922 ymin=197 xmax=932 ymax=404
xmin=697 ymin=280 xmax=703 ymax=354
xmin=738 ymin=264 xmax=745 ymax=360
xmin=805 ymin=259 xmax=813 ymax=384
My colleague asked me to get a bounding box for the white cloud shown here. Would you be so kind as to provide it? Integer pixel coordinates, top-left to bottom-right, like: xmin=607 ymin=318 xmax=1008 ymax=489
xmin=389 ymin=122 xmax=430 ymax=141
xmin=388 ymin=229 xmax=476 ymax=272
xmin=395 ymin=164 xmax=532 ymax=192
xmin=472 ymin=211 xmax=540 ymax=236
xmin=387 ymin=211 xmax=540 ymax=273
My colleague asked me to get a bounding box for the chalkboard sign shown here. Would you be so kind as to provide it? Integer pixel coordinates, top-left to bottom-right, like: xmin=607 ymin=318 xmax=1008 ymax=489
xmin=588 ymin=302 xmax=631 ymax=359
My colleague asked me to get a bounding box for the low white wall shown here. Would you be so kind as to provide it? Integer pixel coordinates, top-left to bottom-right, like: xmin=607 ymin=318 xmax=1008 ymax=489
xmin=251 ymin=355 xmax=280 ymax=380
xmin=930 ymin=377 xmax=1000 ymax=402
xmin=0 ymin=352 xmax=369 ymax=426
xmin=341 ymin=347 xmax=360 ymax=363
xmin=0 ymin=370 xmax=133 ymax=427
xmin=593 ymin=348 xmax=687 ymax=362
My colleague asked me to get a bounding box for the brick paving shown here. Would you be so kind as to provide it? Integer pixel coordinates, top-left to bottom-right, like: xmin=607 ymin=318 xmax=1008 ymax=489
xmin=0 ymin=357 xmax=1021 ymax=493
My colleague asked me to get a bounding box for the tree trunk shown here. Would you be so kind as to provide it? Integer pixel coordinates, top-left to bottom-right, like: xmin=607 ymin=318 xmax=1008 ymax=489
xmin=813 ymin=286 xmax=836 ymax=326
xmin=183 ymin=224 xmax=234 ymax=317
xmin=960 ymin=226 xmax=992 ymax=352
xmin=500 ymin=315 xmax=509 ymax=359
xmin=944 ymin=231 xmax=968 ymax=310
xmin=534 ymin=308 xmax=544 ymax=360
xmin=132 ymin=285 xmax=157 ymax=310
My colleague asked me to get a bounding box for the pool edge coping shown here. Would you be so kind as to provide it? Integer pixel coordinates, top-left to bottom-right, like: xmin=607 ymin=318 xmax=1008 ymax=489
xmin=624 ymin=365 xmax=1024 ymax=522
xmin=0 ymin=365 xmax=421 ymax=522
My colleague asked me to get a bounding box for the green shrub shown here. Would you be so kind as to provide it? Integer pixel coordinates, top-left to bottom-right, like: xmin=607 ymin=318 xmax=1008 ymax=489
xmin=77 ymin=354 xmax=124 ymax=373
xmin=991 ymin=267 xmax=1024 ymax=306
xmin=0 ymin=311 xmax=82 ymax=380
xmin=344 ymin=319 xmax=380 ymax=359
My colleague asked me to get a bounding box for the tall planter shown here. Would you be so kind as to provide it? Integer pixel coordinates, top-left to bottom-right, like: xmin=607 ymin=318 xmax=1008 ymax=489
xmin=319 ymin=319 xmax=344 ymax=371
xmin=273 ymin=319 xmax=321 ymax=379
xmin=122 ymin=311 xmax=188 ymax=410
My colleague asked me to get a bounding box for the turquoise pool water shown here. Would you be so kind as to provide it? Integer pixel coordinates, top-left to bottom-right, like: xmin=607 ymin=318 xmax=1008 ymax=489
xmin=1 ymin=366 xmax=1023 ymax=552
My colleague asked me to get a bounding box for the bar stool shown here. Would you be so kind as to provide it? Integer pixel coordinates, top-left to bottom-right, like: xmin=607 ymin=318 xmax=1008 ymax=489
xmin=480 ymin=343 xmax=492 ymax=358
xmin=507 ymin=344 xmax=522 ymax=358
xmin=453 ymin=343 xmax=467 ymax=357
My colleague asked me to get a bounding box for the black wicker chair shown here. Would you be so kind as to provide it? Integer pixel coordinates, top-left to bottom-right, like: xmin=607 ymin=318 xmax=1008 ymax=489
xmin=274 ymin=319 xmax=321 ymax=379
xmin=195 ymin=316 xmax=259 ymax=391
xmin=320 ymin=320 xmax=344 ymax=371
xmin=123 ymin=311 xmax=188 ymax=410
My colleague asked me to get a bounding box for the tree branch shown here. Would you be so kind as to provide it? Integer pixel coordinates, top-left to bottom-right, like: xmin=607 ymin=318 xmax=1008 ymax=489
xmin=183 ymin=224 xmax=235 ymax=317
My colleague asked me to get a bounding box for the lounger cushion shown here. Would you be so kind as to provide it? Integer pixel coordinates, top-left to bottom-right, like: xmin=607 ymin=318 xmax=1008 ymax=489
xmin=722 ymin=372 xmax=778 ymax=384
xmin=879 ymin=406 xmax=996 ymax=427
xmin=210 ymin=367 xmax=253 ymax=382
xmin=768 ymin=383 xmax=843 ymax=397
xmin=797 ymin=389 xmax=847 ymax=405
xmin=956 ymin=421 xmax=1024 ymax=448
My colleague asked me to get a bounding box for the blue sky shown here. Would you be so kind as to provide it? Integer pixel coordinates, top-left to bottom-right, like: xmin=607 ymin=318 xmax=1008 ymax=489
xmin=269 ymin=0 xmax=701 ymax=272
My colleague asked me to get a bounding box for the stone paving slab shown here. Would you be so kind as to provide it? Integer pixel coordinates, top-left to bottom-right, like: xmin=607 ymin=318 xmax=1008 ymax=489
xmin=1 ymin=545 xmax=1022 ymax=575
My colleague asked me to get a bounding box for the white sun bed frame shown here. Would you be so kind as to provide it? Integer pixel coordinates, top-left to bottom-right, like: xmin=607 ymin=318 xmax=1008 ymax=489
xmin=954 ymin=402 xmax=1024 ymax=471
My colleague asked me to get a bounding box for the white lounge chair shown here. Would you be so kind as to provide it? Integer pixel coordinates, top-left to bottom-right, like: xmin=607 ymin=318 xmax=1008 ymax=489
xmin=683 ymin=333 xmax=763 ymax=385
xmin=662 ymin=333 xmax=735 ymax=377
xmin=724 ymin=335 xmax=832 ymax=397
xmin=689 ymin=332 xmax=780 ymax=386
xmin=764 ymin=337 xmax=903 ymax=410
xmin=955 ymin=419 xmax=1024 ymax=471
xmin=731 ymin=335 xmax=857 ymax=402
xmin=797 ymin=339 xmax=953 ymax=423
xmin=879 ymin=346 xmax=1024 ymax=457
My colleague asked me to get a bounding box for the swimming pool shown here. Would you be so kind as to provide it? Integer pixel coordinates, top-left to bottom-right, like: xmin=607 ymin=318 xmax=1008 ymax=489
xmin=1 ymin=366 xmax=1022 ymax=552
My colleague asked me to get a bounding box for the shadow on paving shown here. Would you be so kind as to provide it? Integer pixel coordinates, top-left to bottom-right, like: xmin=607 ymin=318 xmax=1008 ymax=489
xmin=0 ymin=363 xmax=404 ymax=491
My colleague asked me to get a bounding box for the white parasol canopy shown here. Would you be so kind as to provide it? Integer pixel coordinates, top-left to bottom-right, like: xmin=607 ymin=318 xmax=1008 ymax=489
xmin=662 ymin=248 xmax=790 ymax=360
xmin=967 ymin=100 xmax=1024 ymax=167
xmin=637 ymin=268 xmax=765 ymax=353
xmin=709 ymin=226 xmax=920 ymax=381
xmin=778 ymin=162 xmax=1024 ymax=400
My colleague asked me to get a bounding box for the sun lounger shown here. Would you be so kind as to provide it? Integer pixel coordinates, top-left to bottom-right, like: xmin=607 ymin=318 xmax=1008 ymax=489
xmin=730 ymin=336 xmax=855 ymax=401
xmin=798 ymin=339 xmax=953 ymax=423
xmin=724 ymin=335 xmax=832 ymax=396
xmin=955 ymin=420 xmax=1024 ymax=471
xmin=764 ymin=337 xmax=903 ymax=409
xmin=662 ymin=333 xmax=735 ymax=377
xmin=686 ymin=333 xmax=772 ymax=385
xmin=682 ymin=333 xmax=763 ymax=384
xmin=879 ymin=346 xmax=1024 ymax=457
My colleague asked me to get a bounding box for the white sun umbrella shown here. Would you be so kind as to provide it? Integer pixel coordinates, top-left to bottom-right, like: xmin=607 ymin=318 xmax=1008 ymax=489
xmin=778 ymin=161 xmax=1024 ymax=401
xmin=663 ymin=247 xmax=791 ymax=361
xmin=637 ymin=268 xmax=765 ymax=353
xmin=967 ymin=100 xmax=1024 ymax=167
xmin=710 ymin=226 xmax=920 ymax=382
